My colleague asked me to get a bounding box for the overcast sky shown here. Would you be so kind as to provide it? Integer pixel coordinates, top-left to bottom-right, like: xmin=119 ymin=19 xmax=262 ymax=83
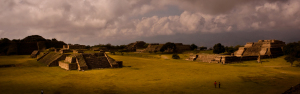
xmin=0 ymin=0 xmax=299 ymax=47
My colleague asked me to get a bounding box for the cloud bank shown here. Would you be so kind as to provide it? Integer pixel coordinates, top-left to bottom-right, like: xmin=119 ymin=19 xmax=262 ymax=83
xmin=0 ymin=0 xmax=299 ymax=45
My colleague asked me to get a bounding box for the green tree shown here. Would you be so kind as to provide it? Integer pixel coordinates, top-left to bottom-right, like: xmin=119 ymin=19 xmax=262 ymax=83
xmin=110 ymin=51 xmax=115 ymax=55
xmin=51 ymin=38 xmax=57 ymax=42
xmin=213 ymin=43 xmax=225 ymax=54
xmin=225 ymin=46 xmax=235 ymax=53
xmin=118 ymin=49 xmax=127 ymax=55
xmin=0 ymin=38 xmax=11 ymax=55
xmin=283 ymin=42 xmax=300 ymax=66
xmin=283 ymin=42 xmax=300 ymax=56
xmin=234 ymin=45 xmax=243 ymax=51
xmin=105 ymin=43 xmax=112 ymax=50
xmin=190 ymin=44 xmax=198 ymax=50
xmin=6 ymin=41 xmax=18 ymax=55
xmin=160 ymin=42 xmax=176 ymax=53
xmin=143 ymin=43 xmax=149 ymax=48
xmin=284 ymin=55 xmax=297 ymax=66
xmin=172 ymin=54 xmax=180 ymax=59
xmin=199 ymin=46 xmax=207 ymax=50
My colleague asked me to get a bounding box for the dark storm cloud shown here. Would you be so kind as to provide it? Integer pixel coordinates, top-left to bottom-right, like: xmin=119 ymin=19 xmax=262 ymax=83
xmin=0 ymin=0 xmax=299 ymax=45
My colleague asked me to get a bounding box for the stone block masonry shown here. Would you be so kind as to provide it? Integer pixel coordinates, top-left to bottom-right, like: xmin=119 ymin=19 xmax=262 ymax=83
xmin=187 ymin=40 xmax=286 ymax=64
xmin=59 ymin=61 xmax=78 ymax=70
xmin=30 ymin=50 xmax=39 ymax=58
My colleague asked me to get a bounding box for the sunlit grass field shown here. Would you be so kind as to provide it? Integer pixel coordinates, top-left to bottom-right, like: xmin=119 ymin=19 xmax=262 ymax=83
xmin=0 ymin=52 xmax=300 ymax=94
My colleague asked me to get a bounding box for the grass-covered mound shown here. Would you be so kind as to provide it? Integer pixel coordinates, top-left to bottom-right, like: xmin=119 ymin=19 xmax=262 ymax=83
xmin=0 ymin=54 xmax=300 ymax=94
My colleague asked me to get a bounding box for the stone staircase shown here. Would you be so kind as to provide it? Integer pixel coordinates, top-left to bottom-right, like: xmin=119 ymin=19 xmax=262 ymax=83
xmin=82 ymin=53 xmax=111 ymax=69
xmin=38 ymin=52 xmax=67 ymax=66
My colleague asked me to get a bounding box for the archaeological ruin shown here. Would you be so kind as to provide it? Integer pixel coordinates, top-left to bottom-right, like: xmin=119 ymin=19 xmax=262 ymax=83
xmin=126 ymin=41 xmax=146 ymax=51
xmin=187 ymin=40 xmax=286 ymax=64
xmin=63 ymin=44 xmax=86 ymax=49
xmin=35 ymin=45 xmax=122 ymax=70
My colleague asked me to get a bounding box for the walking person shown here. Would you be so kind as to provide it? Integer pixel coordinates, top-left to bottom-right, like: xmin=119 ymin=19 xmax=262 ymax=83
xmin=41 ymin=89 xmax=43 ymax=94
xmin=219 ymin=82 xmax=221 ymax=88
xmin=214 ymin=81 xmax=217 ymax=88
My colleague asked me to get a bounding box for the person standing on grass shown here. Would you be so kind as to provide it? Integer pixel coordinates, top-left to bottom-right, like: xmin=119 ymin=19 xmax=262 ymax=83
xmin=214 ymin=81 xmax=217 ymax=88
xmin=41 ymin=89 xmax=43 ymax=94
xmin=219 ymin=82 xmax=221 ymax=88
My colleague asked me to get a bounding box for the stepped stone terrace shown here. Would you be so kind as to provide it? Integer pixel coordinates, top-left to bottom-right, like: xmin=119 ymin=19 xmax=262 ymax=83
xmin=187 ymin=40 xmax=286 ymax=64
xmin=35 ymin=45 xmax=122 ymax=70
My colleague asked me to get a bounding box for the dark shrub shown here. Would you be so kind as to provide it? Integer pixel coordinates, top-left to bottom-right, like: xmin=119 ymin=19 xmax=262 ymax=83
xmin=172 ymin=54 xmax=180 ymax=59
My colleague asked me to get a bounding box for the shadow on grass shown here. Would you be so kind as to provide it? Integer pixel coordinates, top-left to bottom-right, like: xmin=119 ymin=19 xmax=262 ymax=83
xmin=0 ymin=64 xmax=16 ymax=68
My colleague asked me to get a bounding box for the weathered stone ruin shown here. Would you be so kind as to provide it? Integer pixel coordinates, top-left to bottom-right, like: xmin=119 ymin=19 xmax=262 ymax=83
xmin=92 ymin=47 xmax=107 ymax=51
xmin=38 ymin=52 xmax=68 ymax=66
xmin=234 ymin=40 xmax=285 ymax=57
xmin=73 ymin=50 xmax=84 ymax=53
xmin=127 ymin=41 xmax=146 ymax=51
xmin=144 ymin=43 xmax=164 ymax=52
xmin=59 ymin=49 xmax=72 ymax=53
xmin=30 ymin=50 xmax=39 ymax=58
xmin=63 ymin=44 xmax=85 ymax=49
xmin=35 ymin=44 xmax=122 ymax=70
xmin=187 ymin=40 xmax=286 ymax=64
xmin=59 ymin=56 xmax=80 ymax=70
xmin=59 ymin=52 xmax=122 ymax=70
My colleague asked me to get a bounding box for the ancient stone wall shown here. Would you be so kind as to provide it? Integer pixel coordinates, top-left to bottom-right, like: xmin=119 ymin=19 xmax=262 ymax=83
xmin=127 ymin=41 xmax=146 ymax=51
xmin=31 ymin=50 xmax=39 ymax=58
xmin=65 ymin=56 xmax=76 ymax=63
xmin=63 ymin=45 xmax=85 ymax=49
xmin=59 ymin=61 xmax=78 ymax=70
xmin=37 ymin=52 xmax=49 ymax=61
xmin=144 ymin=44 xmax=164 ymax=52
xmin=234 ymin=40 xmax=285 ymax=57
xmin=60 ymin=49 xmax=72 ymax=53
xmin=74 ymin=54 xmax=88 ymax=70
xmin=104 ymin=53 xmax=119 ymax=68
xmin=73 ymin=50 xmax=84 ymax=53
xmin=235 ymin=47 xmax=245 ymax=56
xmin=48 ymin=54 xmax=68 ymax=67
xmin=195 ymin=54 xmax=223 ymax=63
xmin=82 ymin=53 xmax=111 ymax=69
xmin=38 ymin=52 xmax=67 ymax=67
xmin=187 ymin=53 xmax=266 ymax=64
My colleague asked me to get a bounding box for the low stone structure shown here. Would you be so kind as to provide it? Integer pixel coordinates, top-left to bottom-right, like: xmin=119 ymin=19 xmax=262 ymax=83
xmin=91 ymin=47 xmax=108 ymax=51
xmin=59 ymin=56 xmax=78 ymax=70
xmin=187 ymin=40 xmax=286 ymax=64
xmin=38 ymin=52 xmax=68 ymax=67
xmin=144 ymin=43 xmax=164 ymax=52
xmin=58 ymin=52 xmax=122 ymax=70
xmin=127 ymin=41 xmax=146 ymax=51
xmin=60 ymin=49 xmax=72 ymax=53
xmin=30 ymin=50 xmax=39 ymax=58
xmin=35 ymin=43 xmax=122 ymax=70
xmin=63 ymin=44 xmax=85 ymax=49
xmin=234 ymin=40 xmax=285 ymax=57
xmin=73 ymin=50 xmax=84 ymax=53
